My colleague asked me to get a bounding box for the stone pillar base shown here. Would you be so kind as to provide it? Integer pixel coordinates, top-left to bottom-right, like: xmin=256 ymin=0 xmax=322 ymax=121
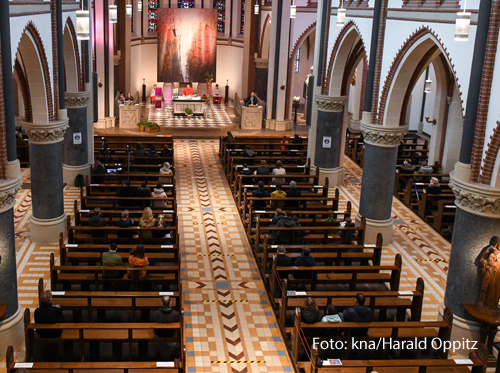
xmin=95 ymin=117 xmax=116 ymax=128
xmin=265 ymin=119 xmax=293 ymax=131
xmin=349 ymin=119 xmax=360 ymax=131
xmin=355 ymin=213 xmax=393 ymax=244
xmin=6 ymin=159 xmax=22 ymax=180
xmin=318 ymin=167 xmax=345 ymax=187
xmin=0 ymin=306 xmax=24 ymax=359
xmin=438 ymin=302 xmax=481 ymax=358
xmin=30 ymin=213 xmax=67 ymax=244
xmin=453 ymin=162 xmax=472 ymax=183
xmin=63 ymin=164 xmax=91 ymax=186
xmin=417 ymin=121 xmax=423 ymax=135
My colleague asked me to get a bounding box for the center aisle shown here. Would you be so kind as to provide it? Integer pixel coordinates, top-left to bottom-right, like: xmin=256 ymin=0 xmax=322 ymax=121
xmin=174 ymin=139 xmax=294 ymax=373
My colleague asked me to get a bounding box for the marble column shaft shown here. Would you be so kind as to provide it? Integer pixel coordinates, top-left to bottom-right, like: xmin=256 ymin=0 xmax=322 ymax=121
xmin=314 ymin=96 xmax=345 ymax=169
xmin=254 ymin=58 xmax=268 ymax=102
xmin=64 ymin=92 xmax=90 ymax=167
xmin=0 ymin=198 xmax=18 ymax=320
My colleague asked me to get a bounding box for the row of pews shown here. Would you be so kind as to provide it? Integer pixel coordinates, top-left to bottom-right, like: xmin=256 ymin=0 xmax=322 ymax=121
xmin=222 ymin=136 xmax=486 ymax=372
xmin=7 ymin=135 xmax=183 ymax=373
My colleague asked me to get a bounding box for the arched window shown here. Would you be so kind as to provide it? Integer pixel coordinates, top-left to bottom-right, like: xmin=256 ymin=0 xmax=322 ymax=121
xmin=214 ymin=0 xmax=225 ymax=33
xmin=294 ymin=48 xmax=301 ymax=73
xmin=148 ymin=0 xmax=158 ymax=31
xmin=240 ymin=0 xmax=245 ymax=33
xmin=178 ymin=0 xmax=195 ymax=7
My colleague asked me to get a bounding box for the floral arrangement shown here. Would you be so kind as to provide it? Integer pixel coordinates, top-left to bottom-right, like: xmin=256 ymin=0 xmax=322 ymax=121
xmin=201 ymin=93 xmax=208 ymax=101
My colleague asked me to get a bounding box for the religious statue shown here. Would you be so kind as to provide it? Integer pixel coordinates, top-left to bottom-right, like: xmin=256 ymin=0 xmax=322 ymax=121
xmin=477 ymin=237 xmax=500 ymax=316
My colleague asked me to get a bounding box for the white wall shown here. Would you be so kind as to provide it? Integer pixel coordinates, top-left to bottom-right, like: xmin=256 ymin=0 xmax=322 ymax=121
xmin=216 ymin=44 xmax=244 ymax=99
xmin=292 ymin=30 xmax=315 ymax=104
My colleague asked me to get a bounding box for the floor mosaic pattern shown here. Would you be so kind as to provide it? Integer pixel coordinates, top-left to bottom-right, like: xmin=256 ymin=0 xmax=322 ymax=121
xmin=148 ymin=101 xmax=233 ymax=128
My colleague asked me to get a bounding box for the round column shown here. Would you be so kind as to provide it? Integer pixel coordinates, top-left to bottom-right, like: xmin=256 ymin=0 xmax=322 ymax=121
xmin=22 ymin=120 xmax=68 ymax=244
xmin=314 ymin=95 xmax=347 ymax=186
xmin=254 ymin=58 xmax=269 ymax=102
xmin=63 ymin=91 xmax=91 ymax=185
xmin=356 ymin=121 xmax=407 ymax=244
xmin=0 ymin=177 xmax=24 ymax=358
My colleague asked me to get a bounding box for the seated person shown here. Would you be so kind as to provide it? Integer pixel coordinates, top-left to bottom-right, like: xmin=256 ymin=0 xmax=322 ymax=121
xmin=301 ymin=297 xmax=320 ymax=324
xmin=116 ymin=210 xmax=135 ymax=238
xmin=285 ymin=181 xmax=301 ymax=208
xmin=414 ymin=160 xmax=433 ymax=182
xmin=270 ymin=208 xmax=284 ymax=226
xmin=152 ymin=296 xmax=181 ymax=337
xmin=340 ymin=216 xmax=356 ymax=239
xmin=251 ymin=181 xmax=268 ymax=209
xmin=118 ymin=179 xmax=138 ymax=207
xmin=243 ymin=145 xmax=256 ymax=165
xmin=102 ymin=242 xmax=124 ymax=278
xmin=152 ymin=183 xmax=168 ymax=208
xmin=182 ymin=84 xmax=194 ymax=96
xmin=321 ymin=304 xmax=341 ymax=323
xmin=427 ymin=177 xmax=442 ymax=195
xmin=93 ymin=160 xmax=107 ymax=183
xmin=246 ymin=92 xmax=258 ymax=107
xmin=339 ymin=293 xmax=373 ymax=336
xmin=272 ymin=161 xmax=286 ymax=185
xmin=239 ymin=163 xmax=253 ymax=184
xmin=134 ymin=143 xmax=147 ymax=164
xmin=125 ymin=92 xmax=135 ymax=102
xmin=253 ymin=160 xmax=270 ymax=182
xmin=147 ymin=145 xmax=160 ymax=164
xmin=213 ymin=84 xmax=222 ymax=104
xmin=226 ymin=131 xmax=236 ymax=145
xmin=34 ymin=290 xmax=65 ymax=337
xmin=128 ymin=244 xmax=149 ymax=279
xmin=291 ymin=134 xmax=304 ymax=150
xmin=153 ymin=214 xmax=171 ymax=238
xmin=270 ymin=184 xmax=287 ymax=209
xmin=159 ymin=162 xmax=173 ymax=184
xmin=402 ymin=158 xmax=415 ymax=171
xmin=137 ymin=181 xmax=152 ymax=207
xmin=161 ymin=144 xmax=173 ymax=158
xmin=272 ymin=210 xmax=297 ymax=245
xmin=88 ymin=207 xmax=107 ymax=239
xmin=280 ymin=136 xmax=288 ymax=151
xmin=293 ymin=246 xmax=315 ymax=279
xmin=139 ymin=207 xmax=156 ymax=243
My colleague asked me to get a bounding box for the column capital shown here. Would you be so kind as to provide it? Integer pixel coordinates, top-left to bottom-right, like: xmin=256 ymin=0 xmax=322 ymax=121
xmin=315 ymin=95 xmax=346 ymax=112
xmin=0 ymin=176 xmax=22 ymax=213
xmin=22 ymin=119 xmax=69 ymax=145
xmin=65 ymin=91 xmax=91 ymax=109
xmin=449 ymin=172 xmax=500 ymax=218
xmin=360 ymin=122 xmax=408 ymax=148
xmin=254 ymin=58 xmax=269 ymax=69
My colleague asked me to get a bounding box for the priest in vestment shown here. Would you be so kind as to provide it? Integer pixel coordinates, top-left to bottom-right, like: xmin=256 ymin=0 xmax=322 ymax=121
xmin=182 ymin=84 xmax=194 ymax=96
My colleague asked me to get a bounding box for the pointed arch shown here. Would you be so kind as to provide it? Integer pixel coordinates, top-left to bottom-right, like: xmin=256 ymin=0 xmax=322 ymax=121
xmin=64 ymin=17 xmax=84 ymax=92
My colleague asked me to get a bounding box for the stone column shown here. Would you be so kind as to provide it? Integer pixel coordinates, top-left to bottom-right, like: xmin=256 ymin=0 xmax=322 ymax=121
xmin=0 ymin=178 xmax=24 ymax=358
xmin=63 ymin=92 xmax=91 ymax=185
xmin=314 ymin=95 xmax=347 ymax=185
xmin=356 ymin=122 xmax=407 ymax=244
xmin=254 ymin=57 xmax=269 ymax=101
xmin=22 ymin=120 xmax=68 ymax=244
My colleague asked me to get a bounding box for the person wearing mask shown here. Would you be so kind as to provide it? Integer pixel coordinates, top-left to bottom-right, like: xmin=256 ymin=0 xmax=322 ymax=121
xmin=128 ymin=244 xmax=149 ymax=279
xmin=102 ymin=242 xmax=124 ymax=279
xmin=159 ymin=162 xmax=173 ymax=184
xmin=34 ymin=290 xmax=65 ymax=338
xmin=152 ymin=183 xmax=168 ymax=208
xmin=272 ymin=161 xmax=286 ymax=185
xmin=285 ymin=181 xmax=301 ymax=208
xmin=251 ymin=181 xmax=268 ymax=209
xmin=427 ymin=177 xmax=442 ymax=195
xmin=137 ymin=181 xmax=152 ymax=208
xmin=116 ymin=210 xmax=135 ymax=238
xmin=270 ymin=184 xmax=287 ymax=209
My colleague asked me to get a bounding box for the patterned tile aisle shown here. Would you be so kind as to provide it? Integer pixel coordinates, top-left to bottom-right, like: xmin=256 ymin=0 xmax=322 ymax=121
xmin=176 ymin=140 xmax=294 ymax=373
xmin=148 ymin=101 xmax=233 ymax=128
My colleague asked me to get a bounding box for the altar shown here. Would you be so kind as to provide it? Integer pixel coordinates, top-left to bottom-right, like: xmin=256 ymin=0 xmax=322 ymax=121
xmin=173 ymin=96 xmax=207 ymax=115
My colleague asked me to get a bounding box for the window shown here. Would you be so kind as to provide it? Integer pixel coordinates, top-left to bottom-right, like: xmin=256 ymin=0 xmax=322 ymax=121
xmin=294 ymin=47 xmax=301 ymax=73
xmin=178 ymin=0 xmax=194 ymax=7
xmin=240 ymin=0 xmax=245 ymax=33
xmin=148 ymin=0 xmax=158 ymax=31
xmin=131 ymin=0 xmax=134 ymax=32
xmin=214 ymin=0 xmax=226 ymax=33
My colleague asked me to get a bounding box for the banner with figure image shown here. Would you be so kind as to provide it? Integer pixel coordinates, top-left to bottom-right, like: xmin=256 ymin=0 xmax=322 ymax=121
xmin=157 ymin=8 xmax=217 ymax=83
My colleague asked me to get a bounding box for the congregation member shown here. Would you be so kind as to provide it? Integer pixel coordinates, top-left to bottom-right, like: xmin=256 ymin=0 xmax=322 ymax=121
xmin=402 ymin=158 xmax=415 ymax=171
xmin=243 ymin=145 xmax=256 ymax=165
xmin=161 ymin=144 xmax=173 ymax=158
xmin=254 ymin=160 xmax=270 ymax=182
xmin=291 ymin=134 xmax=303 ymax=150
xmin=293 ymin=246 xmax=316 ymax=280
xmin=118 ymin=179 xmax=138 ymax=207
xmin=251 ymin=181 xmax=268 ymax=209
xmin=414 ymin=160 xmax=433 ymax=182
xmin=153 ymin=214 xmax=170 ymax=238
xmin=270 ymin=184 xmax=287 ymax=209
xmin=88 ymin=207 xmax=107 ymax=240
xmin=280 ymin=135 xmax=288 ymax=151
xmin=93 ymin=160 xmax=107 ymax=183
xmin=340 ymin=216 xmax=356 ymax=239
xmin=102 ymin=242 xmax=124 ymax=279
xmin=246 ymin=92 xmax=258 ymax=106
xmin=116 ymin=210 xmax=135 ymax=239
xmin=270 ymin=208 xmax=284 ymax=226
xmin=272 ymin=210 xmax=297 ymax=245
xmin=137 ymin=181 xmax=152 ymax=207
xmin=152 ymin=183 xmax=168 ymax=208
xmin=226 ymin=131 xmax=236 ymax=145
xmin=272 ymin=161 xmax=286 ymax=185
xmin=34 ymin=290 xmax=65 ymax=338
xmin=147 ymin=145 xmax=160 ymax=162
xmin=239 ymin=163 xmax=253 ymax=183
xmin=427 ymin=177 xmax=442 ymax=195
xmin=152 ymin=296 xmax=181 ymax=337
xmin=133 ymin=143 xmax=147 ymax=164
xmin=159 ymin=162 xmax=173 ymax=184
xmin=339 ymin=293 xmax=373 ymax=336
xmin=301 ymin=297 xmax=320 ymax=324
xmin=128 ymin=244 xmax=149 ymax=279
xmin=285 ymin=181 xmax=301 ymax=208
xmin=139 ymin=207 xmax=156 ymax=243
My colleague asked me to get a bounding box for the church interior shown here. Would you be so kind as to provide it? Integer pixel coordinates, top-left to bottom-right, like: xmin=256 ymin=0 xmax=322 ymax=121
xmin=1 ymin=0 xmax=500 ymax=372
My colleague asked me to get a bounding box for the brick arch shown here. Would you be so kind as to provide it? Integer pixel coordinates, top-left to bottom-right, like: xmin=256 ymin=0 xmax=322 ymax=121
xmin=323 ymin=20 xmax=366 ymax=95
xmin=15 ymin=21 xmax=54 ymax=122
xmin=65 ymin=17 xmax=84 ymax=92
xmin=14 ymin=59 xmax=32 ymax=122
xmin=479 ymin=122 xmax=500 ymax=185
xmin=376 ymin=26 xmax=463 ymax=126
xmin=285 ymin=22 xmax=316 ymax=120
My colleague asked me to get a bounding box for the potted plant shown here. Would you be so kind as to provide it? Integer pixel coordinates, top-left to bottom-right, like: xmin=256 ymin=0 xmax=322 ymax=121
xmin=185 ymin=107 xmax=193 ymax=119
xmin=137 ymin=121 xmax=147 ymax=131
xmin=144 ymin=121 xmax=160 ymax=132
xmin=201 ymin=93 xmax=208 ymax=102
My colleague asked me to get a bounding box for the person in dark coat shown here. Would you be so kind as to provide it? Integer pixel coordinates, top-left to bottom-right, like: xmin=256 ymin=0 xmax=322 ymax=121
xmin=301 ymin=297 xmax=320 ymax=324
xmin=118 ymin=179 xmax=138 ymax=207
xmin=285 ymin=180 xmax=301 ymax=208
xmin=88 ymin=207 xmax=107 ymax=239
xmin=137 ymin=181 xmax=152 ymax=207
xmin=272 ymin=210 xmax=297 ymax=244
xmin=243 ymin=145 xmax=256 ymax=165
xmin=427 ymin=177 xmax=442 ymax=195
xmin=93 ymin=160 xmax=107 ymax=183
xmin=270 ymin=208 xmax=284 ymax=226
xmin=340 ymin=216 xmax=356 ymax=239
xmin=251 ymin=181 xmax=268 ymax=209
xmin=147 ymin=145 xmax=160 ymax=164
xmin=291 ymin=134 xmax=304 ymax=151
xmin=116 ymin=210 xmax=135 ymax=238
xmin=253 ymin=160 xmax=270 ymax=183
xmin=240 ymin=164 xmax=254 ymax=184
xmin=34 ymin=290 xmax=65 ymax=337
xmin=151 ymin=296 xmax=181 ymax=337
xmin=161 ymin=144 xmax=173 ymax=158
xmin=293 ymin=246 xmax=316 ymax=280
xmin=134 ymin=143 xmax=147 ymax=164
xmin=340 ymin=293 xmax=373 ymax=336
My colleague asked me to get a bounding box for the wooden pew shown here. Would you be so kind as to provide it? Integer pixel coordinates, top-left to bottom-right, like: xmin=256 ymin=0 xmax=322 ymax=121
xmin=292 ymin=306 xmax=453 ymax=362
xmin=50 ymin=254 xmax=179 ymax=291
xmin=401 ymin=179 xmax=451 ymax=208
xmin=269 ymin=254 xmax=402 ymax=303
xmin=80 ymin=195 xmax=175 ymax=210
xmin=226 ymin=153 xmax=307 ymax=178
xmin=89 ymin=171 xmax=175 ymax=184
xmin=308 ymin=344 xmax=487 ymax=373
xmin=7 ymin=345 xmax=185 ymax=373
xmin=67 ymin=225 xmax=178 ymax=245
xmin=278 ymin=277 xmax=424 ymax=330
xmin=393 ymin=170 xmax=450 ymax=198
xmin=83 ymin=182 xmax=176 ymax=200
xmin=23 ymin=310 xmax=182 ymax=361
xmin=417 ymin=191 xmax=455 ymax=221
xmin=95 ymin=134 xmax=173 ymax=147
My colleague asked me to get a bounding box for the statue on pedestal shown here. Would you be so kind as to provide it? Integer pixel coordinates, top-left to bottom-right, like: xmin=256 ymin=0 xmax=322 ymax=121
xmin=477 ymin=237 xmax=500 ymax=316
